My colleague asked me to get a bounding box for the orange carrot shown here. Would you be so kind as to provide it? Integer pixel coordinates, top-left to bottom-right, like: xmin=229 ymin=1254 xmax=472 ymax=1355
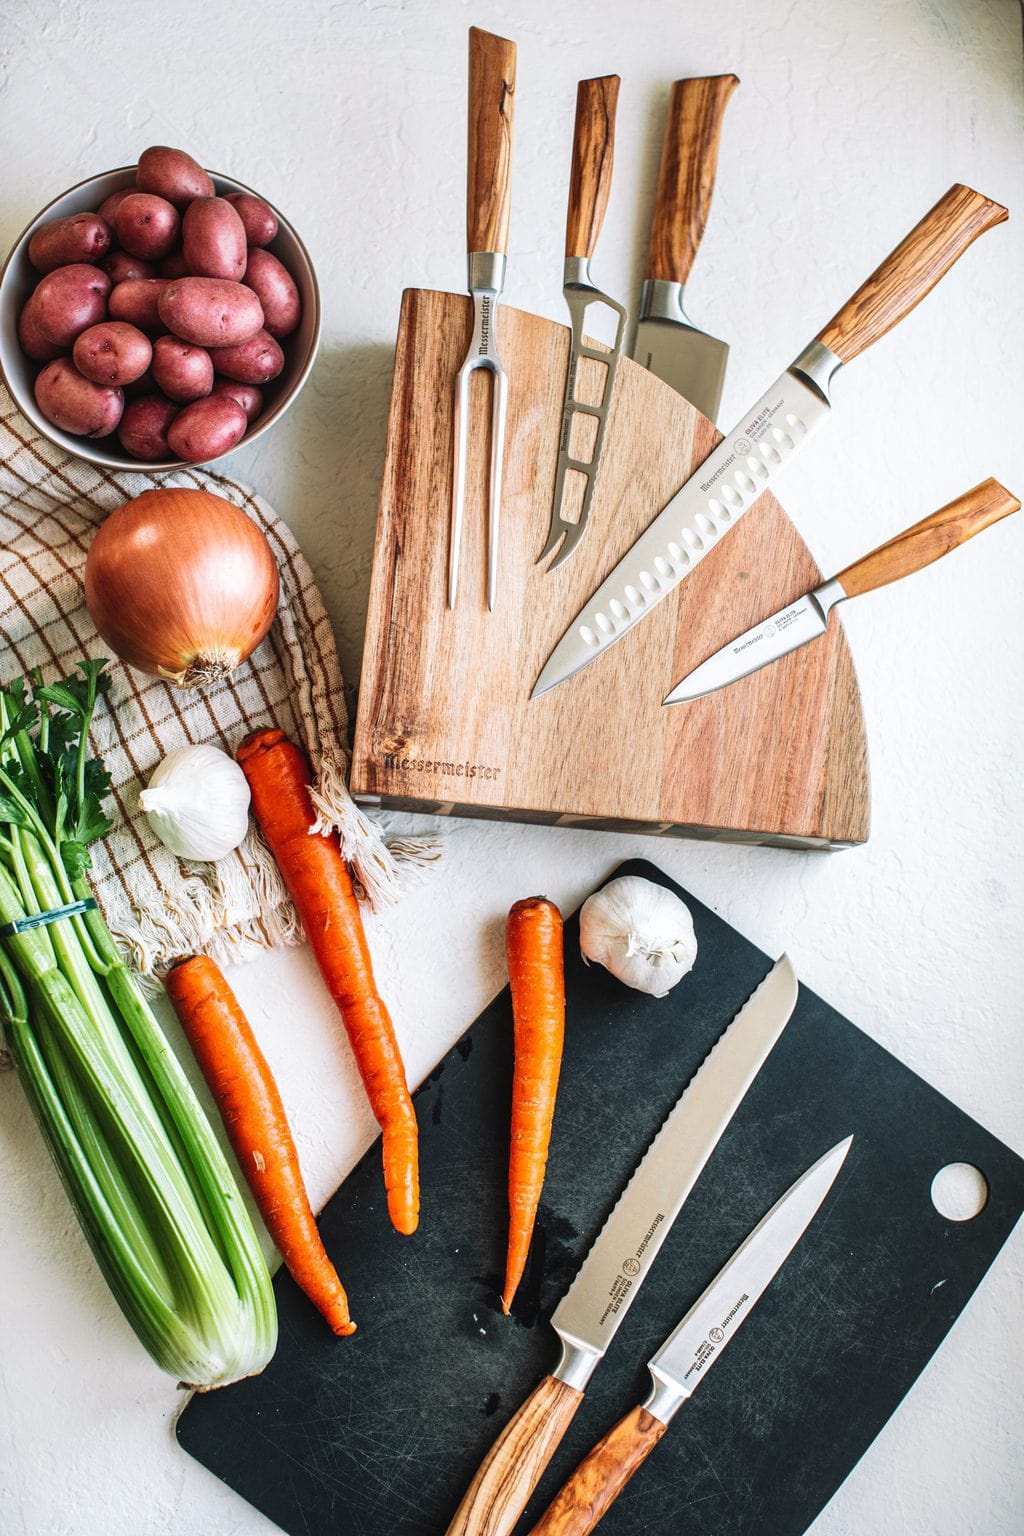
xmin=165 ymin=954 xmax=356 ymax=1336
xmin=236 ymin=728 xmax=419 ymax=1236
xmin=502 ymin=896 xmax=565 ymax=1315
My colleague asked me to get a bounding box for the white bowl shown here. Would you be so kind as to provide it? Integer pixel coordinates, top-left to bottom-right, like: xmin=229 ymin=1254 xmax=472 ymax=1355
xmin=0 ymin=166 xmax=321 ymax=471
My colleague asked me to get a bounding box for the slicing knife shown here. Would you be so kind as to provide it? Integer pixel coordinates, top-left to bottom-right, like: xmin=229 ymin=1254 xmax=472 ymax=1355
xmin=663 ymin=477 xmax=1020 ymax=705
xmin=632 ymin=74 xmax=739 ymax=423
xmin=442 ymin=954 xmax=800 ymax=1536
xmin=525 ymin=1137 xmax=854 ymax=1536
xmin=531 ymin=183 xmax=1008 ymax=698
xmin=538 ymin=75 xmax=627 ymax=572
xmin=450 ymin=26 xmax=517 ymax=611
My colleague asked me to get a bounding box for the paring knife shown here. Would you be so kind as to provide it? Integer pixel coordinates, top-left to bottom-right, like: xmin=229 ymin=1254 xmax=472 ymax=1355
xmin=538 ymin=75 xmax=627 ymax=572
xmin=525 ymin=1137 xmax=853 ymax=1536
xmin=664 ymin=477 xmax=1020 ymax=705
xmin=532 ymin=183 xmax=1008 ymax=698
xmin=443 ymin=954 xmax=800 ymax=1536
xmin=632 ymin=74 xmax=739 ymax=423
xmin=450 ymin=26 xmax=517 ymax=611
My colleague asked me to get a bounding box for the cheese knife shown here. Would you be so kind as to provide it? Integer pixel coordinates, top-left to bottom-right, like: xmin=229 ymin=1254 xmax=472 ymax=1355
xmin=531 ymin=183 xmax=1008 ymax=698
xmin=443 ymin=954 xmax=799 ymax=1536
xmin=632 ymin=74 xmax=739 ymax=423
xmin=538 ymin=75 xmax=627 ymax=572
xmin=663 ymin=477 xmax=1020 ymax=705
xmin=525 ymin=1136 xmax=853 ymax=1536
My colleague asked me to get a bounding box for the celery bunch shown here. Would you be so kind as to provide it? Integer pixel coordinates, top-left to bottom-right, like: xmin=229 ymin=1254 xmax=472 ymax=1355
xmin=0 ymin=661 xmax=277 ymax=1388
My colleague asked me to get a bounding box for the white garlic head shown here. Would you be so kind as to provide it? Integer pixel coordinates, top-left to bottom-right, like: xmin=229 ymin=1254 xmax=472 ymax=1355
xmin=139 ymin=744 xmax=251 ymax=863
xmin=579 ymin=875 xmax=697 ymax=998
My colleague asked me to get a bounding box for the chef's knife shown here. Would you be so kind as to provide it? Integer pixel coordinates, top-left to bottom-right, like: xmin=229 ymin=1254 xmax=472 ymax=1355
xmin=632 ymin=74 xmax=739 ymax=422
xmin=443 ymin=953 xmax=799 ymax=1536
xmin=525 ymin=1136 xmax=853 ymax=1536
xmin=532 ymin=183 xmax=1008 ymax=698
xmin=663 ymin=477 xmax=1020 ymax=704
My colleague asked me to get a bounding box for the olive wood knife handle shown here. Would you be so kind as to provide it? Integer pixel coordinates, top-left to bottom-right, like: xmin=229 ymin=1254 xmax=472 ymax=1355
xmin=644 ymin=74 xmax=739 ymax=284
xmin=444 ymin=1373 xmax=584 ymax=1536
xmin=817 ymin=183 xmax=1007 ymax=364
xmin=467 ymin=27 xmax=517 ymax=255
xmin=835 ymin=477 xmax=1019 ymax=598
xmin=565 ymin=75 xmax=621 ymax=260
xmin=526 ymin=1405 xmax=668 ymax=1536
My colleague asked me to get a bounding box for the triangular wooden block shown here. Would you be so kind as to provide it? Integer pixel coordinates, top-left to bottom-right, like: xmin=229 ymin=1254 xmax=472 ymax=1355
xmin=351 ymin=290 xmax=869 ymax=847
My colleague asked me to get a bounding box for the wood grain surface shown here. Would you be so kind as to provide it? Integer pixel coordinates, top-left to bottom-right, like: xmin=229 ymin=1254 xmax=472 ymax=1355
xmin=817 ymin=183 xmax=1008 ymax=362
xmin=444 ymin=1373 xmax=584 ymax=1536
xmin=351 ymin=289 xmax=871 ymax=847
xmin=644 ymin=75 xmax=739 ymax=284
xmin=564 ymin=76 xmax=620 ymax=260
xmin=526 ymin=1406 xmax=668 ymax=1536
xmin=835 ymin=477 xmax=1019 ymax=598
xmin=467 ymin=28 xmax=516 ymax=255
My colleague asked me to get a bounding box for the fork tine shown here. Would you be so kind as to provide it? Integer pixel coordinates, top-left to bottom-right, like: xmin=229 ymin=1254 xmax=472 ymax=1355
xmin=488 ymin=366 xmax=509 ymax=611
xmin=546 ymin=513 xmax=589 ymax=570
xmin=450 ymin=363 xmax=471 ymax=609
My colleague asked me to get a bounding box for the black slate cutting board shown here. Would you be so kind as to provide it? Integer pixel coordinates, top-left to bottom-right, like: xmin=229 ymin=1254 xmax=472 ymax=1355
xmin=178 ymin=860 xmax=1024 ymax=1535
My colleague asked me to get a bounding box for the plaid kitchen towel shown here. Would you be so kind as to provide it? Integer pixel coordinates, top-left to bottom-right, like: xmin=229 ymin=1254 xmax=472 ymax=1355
xmin=0 ymin=384 xmax=438 ymax=973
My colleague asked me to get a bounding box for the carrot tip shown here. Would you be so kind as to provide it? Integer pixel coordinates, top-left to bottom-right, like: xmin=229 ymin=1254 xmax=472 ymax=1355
xmin=333 ymin=1320 xmax=357 ymax=1337
xmin=500 ymin=1294 xmax=512 ymax=1316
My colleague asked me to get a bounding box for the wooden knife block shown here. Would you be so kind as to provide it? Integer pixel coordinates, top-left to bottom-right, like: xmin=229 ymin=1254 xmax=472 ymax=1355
xmin=351 ymin=290 xmax=870 ymax=848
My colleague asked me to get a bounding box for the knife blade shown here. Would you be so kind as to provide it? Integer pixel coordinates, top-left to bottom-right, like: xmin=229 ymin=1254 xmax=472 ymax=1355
xmin=443 ymin=953 xmax=799 ymax=1536
xmin=632 ymin=75 xmax=739 ymax=423
xmin=531 ymin=183 xmax=1008 ymax=699
xmin=663 ymin=477 xmax=1020 ymax=704
xmin=537 ymin=75 xmax=628 ymax=572
xmin=525 ymin=1136 xmax=853 ymax=1536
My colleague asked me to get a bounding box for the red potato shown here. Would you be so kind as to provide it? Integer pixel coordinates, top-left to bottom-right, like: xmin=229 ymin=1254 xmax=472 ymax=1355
xmin=166 ymin=395 xmax=247 ymax=462
xmin=242 ymin=248 xmax=301 ymax=338
xmin=73 ymin=321 xmax=152 ymax=386
xmin=151 ymin=334 xmax=214 ymax=401
xmin=208 ymin=329 xmax=283 ymax=385
xmin=118 ymin=394 xmax=179 ymax=460
xmin=102 ymin=250 xmax=157 ymax=283
xmin=159 ymin=247 xmax=191 ymax=278
xmin=97 ymin=187 xmax=135 ymax=225
xmin=136 ymin=145 xmax=214 ymax=207
xmin=114 ymin=193 xmax=180 ymax=260
xmin=224 ymin=192 xmax=278 ymax=247
xmin=211 ymin=377 xmax=263 ymax=422
xmin=18 ymin=300 xmax=65 ymax=361
xmin=28 ymin=213 xmax=112 ymax=274
xmin=158 ymin=277 xmax=263 ymax=348
xmin=34 ymin=358 xmax=123 ymax=437
xmin=31 ymin=263 xmax=111 ymax=345
xmin=108 ymin=277 xmax=173 ymax=334
xmin=182 ymin=196 xmax=247 ymax=281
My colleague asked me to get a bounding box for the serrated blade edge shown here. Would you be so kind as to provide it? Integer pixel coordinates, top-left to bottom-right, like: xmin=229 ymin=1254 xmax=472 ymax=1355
xmin=550 ymin=955 xmax=799 ymax=1379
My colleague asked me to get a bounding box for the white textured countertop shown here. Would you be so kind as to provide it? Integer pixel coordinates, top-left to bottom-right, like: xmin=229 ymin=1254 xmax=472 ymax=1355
xmin=2 ymin=1 xmax=1022 ymax=1532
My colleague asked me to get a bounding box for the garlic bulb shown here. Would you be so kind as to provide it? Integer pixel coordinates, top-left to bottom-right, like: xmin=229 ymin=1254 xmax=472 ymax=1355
xmin=579 ymin=876 xmax=697 ymax=998
xmin=139 ymin=744 xmax=251 ymax=862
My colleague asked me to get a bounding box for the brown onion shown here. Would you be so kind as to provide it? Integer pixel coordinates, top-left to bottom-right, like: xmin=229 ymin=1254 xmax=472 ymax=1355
xmin=84 ymin=488 xmax=279 ymax=688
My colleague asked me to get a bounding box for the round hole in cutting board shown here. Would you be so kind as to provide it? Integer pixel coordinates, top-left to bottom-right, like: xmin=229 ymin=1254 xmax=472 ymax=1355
xmin=930 ymin=1162 xmax=989 ymax=1221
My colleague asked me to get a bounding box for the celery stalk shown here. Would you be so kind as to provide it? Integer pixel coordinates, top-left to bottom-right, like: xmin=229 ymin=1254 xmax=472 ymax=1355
xmin=0 ymin=664 xmax=277 ymax=1387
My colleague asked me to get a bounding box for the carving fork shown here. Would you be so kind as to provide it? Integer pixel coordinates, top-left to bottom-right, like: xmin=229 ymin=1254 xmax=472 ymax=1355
xmin=450 ymin=27 xmax=516 ymax=611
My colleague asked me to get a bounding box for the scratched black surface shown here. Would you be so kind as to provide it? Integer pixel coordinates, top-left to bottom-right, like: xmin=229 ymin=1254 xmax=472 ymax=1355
xmin=178 ymin=860 xmax=1024 ymax=1535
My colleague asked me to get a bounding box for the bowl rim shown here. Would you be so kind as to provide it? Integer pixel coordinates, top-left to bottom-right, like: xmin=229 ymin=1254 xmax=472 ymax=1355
xmin=0 ymin=164 xmax=322 ymax=473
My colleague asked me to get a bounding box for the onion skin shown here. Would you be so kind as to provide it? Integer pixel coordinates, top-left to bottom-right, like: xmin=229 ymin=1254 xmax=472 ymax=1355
xmin=83 ymin=488 xmax=280 ymax=688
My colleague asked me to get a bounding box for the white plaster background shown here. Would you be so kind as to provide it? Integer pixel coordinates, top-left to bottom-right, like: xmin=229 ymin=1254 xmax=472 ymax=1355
xmin=1 ymin=0 xmax=1022 ymax=1532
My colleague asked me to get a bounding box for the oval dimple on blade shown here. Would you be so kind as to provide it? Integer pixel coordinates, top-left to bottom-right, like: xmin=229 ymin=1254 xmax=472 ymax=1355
xmin=531 ymin=369 xmax=831 ymax=698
